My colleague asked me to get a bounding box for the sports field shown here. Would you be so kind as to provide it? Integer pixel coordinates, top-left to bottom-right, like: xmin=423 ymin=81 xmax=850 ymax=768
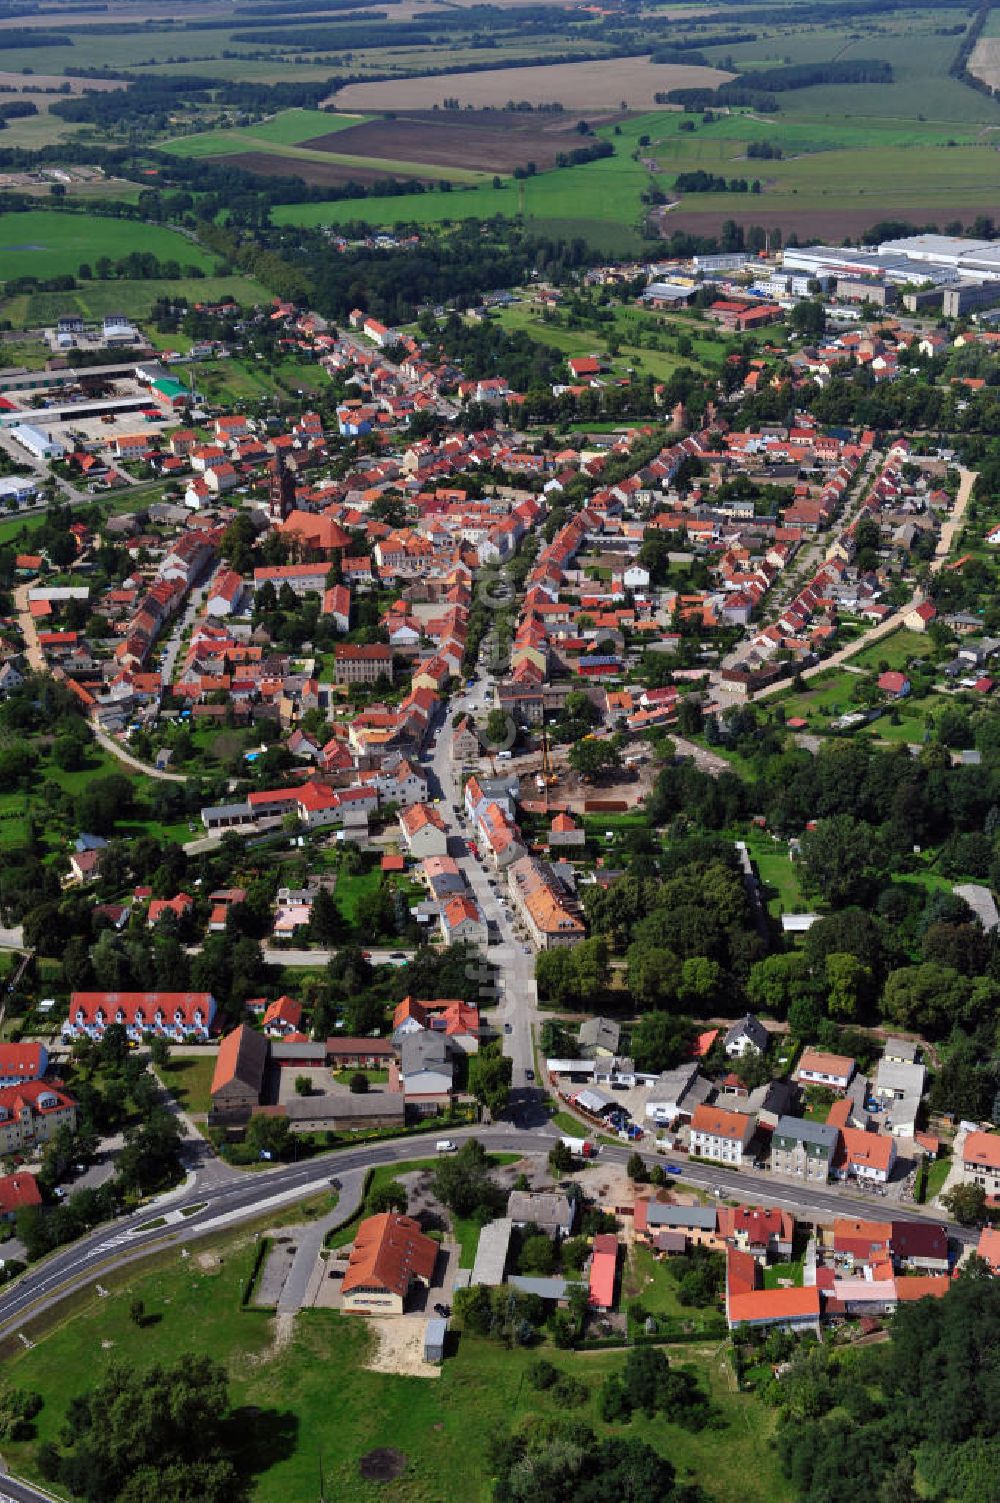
xmin=0 ymin=212 xmax=218 ymax=281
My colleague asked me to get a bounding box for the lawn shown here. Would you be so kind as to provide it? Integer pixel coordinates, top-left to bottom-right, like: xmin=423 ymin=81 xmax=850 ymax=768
xmin=772 ymin=669 xmax=871 ymax=726
xmin=741 ymin=829 xmax=808 ymax=917
xmin=333 ymin=866 xmax=383 ymax=925
xmin=0 ymin=212 xmax=218 ymax=281
xmin=1 ymin=1221 xmax=791 ymax=1503
xmin=761 ymin=1259 xmax=805 ymax=1290
xmin=622 ymin=1242 xmax=689 ymax=1319
xmin=848 ymin=629 xmax=932 ymax=672
xmin=925 ymin=1152 xmax=952 ymax=1203
xmin=325 ymin=1158 xmax=438 ymax=1249
xmin=451 ymin=1211 xmax=484 ymax=1268
xmin=157 ymin=1054 xmax=218 ymax=1116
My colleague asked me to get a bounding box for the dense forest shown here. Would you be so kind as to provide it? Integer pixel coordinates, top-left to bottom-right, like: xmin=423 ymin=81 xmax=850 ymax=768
xmin=776 ymin=1268 xmax=1000 ymax=1503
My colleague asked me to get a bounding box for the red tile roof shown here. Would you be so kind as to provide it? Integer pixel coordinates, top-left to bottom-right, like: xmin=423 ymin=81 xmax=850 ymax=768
xmin=588 ymin=1233 xmax=618 ymax=1309
xmin=342 ymin=1212 xmax=437 ymax=1299
xmin=0 ymin=1171 xmax=40 ymax=1216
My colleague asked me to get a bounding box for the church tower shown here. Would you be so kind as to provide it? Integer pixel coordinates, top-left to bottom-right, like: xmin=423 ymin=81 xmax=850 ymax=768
xmin=268 ymin=452 xmax=295 ymax=525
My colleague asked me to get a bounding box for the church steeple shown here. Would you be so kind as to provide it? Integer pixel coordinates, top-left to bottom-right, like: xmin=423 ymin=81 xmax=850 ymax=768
xmin=268 ymin=452 xmax=295 ymax=524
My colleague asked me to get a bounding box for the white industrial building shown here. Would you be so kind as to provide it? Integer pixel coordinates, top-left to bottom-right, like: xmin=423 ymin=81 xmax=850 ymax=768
xmin=0 ymin=475 xmax=39 ymax=507
xmin=10 ymin=424 xmax=64 ymax=462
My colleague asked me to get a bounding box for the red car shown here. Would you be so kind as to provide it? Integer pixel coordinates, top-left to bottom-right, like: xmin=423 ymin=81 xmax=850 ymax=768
xmin=468 ymin=841 xmax=478 ymax=857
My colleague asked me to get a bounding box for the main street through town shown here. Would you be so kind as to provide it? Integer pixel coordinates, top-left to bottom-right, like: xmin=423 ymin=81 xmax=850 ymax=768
xmin=424 ymin=675 xmax=540 ymax=1096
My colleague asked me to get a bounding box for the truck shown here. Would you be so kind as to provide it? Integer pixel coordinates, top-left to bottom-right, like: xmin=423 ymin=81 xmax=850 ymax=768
xmin=435 ymin=1139 xmax=458 ymax=1153
xmin=560 ymin=1136 xmax=599 ymax=1160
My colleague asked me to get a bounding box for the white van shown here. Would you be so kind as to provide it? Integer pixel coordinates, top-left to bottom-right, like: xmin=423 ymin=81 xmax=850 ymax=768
xmin=435 ymin=1139 xmax=458 ymax=1153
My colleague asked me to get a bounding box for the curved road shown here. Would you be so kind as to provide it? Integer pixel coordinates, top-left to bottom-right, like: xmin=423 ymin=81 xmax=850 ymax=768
xmin=0 ymin=1117 xmax=973 ymax=1503
xmin=0 ymin=1120 xmax=969 ymax=1344
xmin=92 ymin=726 xmax=189 ymax=783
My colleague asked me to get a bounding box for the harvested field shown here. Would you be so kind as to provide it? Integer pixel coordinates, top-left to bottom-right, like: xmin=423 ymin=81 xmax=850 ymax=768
xmin=331 ymin=56 xmax=733 ymax=112
xmin=0 ymin=69 xmax=124 ymax=93
xmin=970 ymin=36 xmax=1000 ymax=91
xmin=305 ymin=108 xmax=622 ymax=172
xmin=215 ymin=150 xmax=430 ymax=187
xmin=667 ymin=203 xmax=996 ymax=241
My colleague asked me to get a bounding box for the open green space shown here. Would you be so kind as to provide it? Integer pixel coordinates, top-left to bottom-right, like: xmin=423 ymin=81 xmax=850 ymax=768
xmin=741 ymin=827 xmax=808 ymax=916
xmin=849 ymin=628 xmax=934 ymax=672
xmin=2 ymin=275 xmax=269 ymax=329
xmin=157 ymin=1054 xmax=218 ymax=1116
xmin=761 ymin=1258 xmax=805 ymax=1290
xmin=2 ymin=1222 xmax=790 ymax=1503
xmin=925 ymin=1152 xmax=953 ymax=1202
xmin=0 ymin=211 xmax=218 ymax=282
xmin=161 ymin=108 xmax=367 ymax=157
xmin=490 ymin=302 xmax=712 ymax=385
xmin=332 ymin=866 xmax=383 ymax=925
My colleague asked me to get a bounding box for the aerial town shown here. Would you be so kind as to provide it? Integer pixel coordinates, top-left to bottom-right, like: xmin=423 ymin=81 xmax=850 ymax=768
xmin=0 ymin=224 xmax=998 ymax=1503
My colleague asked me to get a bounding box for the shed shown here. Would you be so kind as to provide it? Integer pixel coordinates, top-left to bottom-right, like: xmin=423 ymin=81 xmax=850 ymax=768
xmin=469 ymin=1218 xmax=513 ymax=1287
xmin=424 ymin=1316 xmax=447 ymax=1364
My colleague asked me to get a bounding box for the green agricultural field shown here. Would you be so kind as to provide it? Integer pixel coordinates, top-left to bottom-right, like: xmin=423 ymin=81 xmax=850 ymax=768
xmin=272 ymin=115 xmax=655 ymax=234
xmin=0 ymin=212 xmax=218 ymax=282
xmin=4 ymin=276 xmax=267 ymax=329
xmin=161 ymin=108 xmax=368 ymax=158
xmin=1 ymin=1227 xmax=791 ymax=1503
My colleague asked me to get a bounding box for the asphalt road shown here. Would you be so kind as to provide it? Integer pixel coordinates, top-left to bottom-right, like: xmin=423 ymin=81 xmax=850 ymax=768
xmin=425 ymin=682 xmax=540 ymax=1092
xmin=0 ymin=1119 xmax=971 ymax=1347
xmin=0 ymin=1475 xmax=60 ymax=1503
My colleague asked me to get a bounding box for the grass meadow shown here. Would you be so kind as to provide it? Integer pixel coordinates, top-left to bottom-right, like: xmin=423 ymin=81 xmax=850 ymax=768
xmin=0 ymin=1226 xmax=792 ymax=1503
xmin=0 ymin=211 xmax=218 ymax=281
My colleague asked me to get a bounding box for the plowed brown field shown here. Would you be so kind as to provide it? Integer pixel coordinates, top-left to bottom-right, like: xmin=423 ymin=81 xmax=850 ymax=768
xmin=303 ymin=109 xmax=623 ymax=172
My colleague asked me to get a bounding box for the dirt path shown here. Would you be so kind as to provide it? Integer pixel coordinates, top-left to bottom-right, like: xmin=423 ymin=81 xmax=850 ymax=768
xmin=930 ymin=465 xmax=976 ymax=573
xmin=93 ymin=726 xmax=188 ymax=783
xmin=13 ymin=584 xmax=45 ymax=674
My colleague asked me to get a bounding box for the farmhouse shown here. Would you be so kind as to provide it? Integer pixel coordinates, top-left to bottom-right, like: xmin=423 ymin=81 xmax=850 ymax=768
xmin=209 ymin=1024 xmax=268 ymax=1123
